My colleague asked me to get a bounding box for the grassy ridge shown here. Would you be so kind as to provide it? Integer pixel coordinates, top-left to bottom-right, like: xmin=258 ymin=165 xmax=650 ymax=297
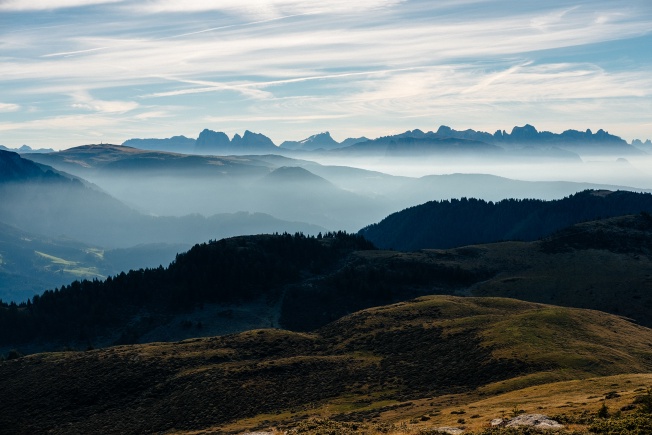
xmin=3 ymin=296 xmax=652 ymax=434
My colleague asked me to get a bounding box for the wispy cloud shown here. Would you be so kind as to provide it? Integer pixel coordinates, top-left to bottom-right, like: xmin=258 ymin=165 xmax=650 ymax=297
xmin=144 ymin=68 xmax=420 ymax=99
xmin=71 ymin=91 xmax=139 ymax=114
xmin=129 ymin=0 xmax=405 ymax=16
xmin=0 ymin=0 xmax=123 ymax=11
xmin=0 ymin=103 xmax=20 ymax=112
xmin=1 ymin=0 xmax=651 ymax=147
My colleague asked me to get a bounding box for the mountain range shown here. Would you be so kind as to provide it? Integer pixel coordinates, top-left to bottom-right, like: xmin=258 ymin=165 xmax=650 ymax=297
xmin=117 ymin=124 xmax=649 ymax=157
xmin=0 ymin=144 xmax=55 ymax=154
xmin=25 ymin=144 xmax=649 ymax=231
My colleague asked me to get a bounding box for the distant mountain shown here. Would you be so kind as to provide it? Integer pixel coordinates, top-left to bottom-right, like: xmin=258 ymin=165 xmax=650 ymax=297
xmin=334 ymin=125 xmax=638 ymax=158
xmin=120 ymin=131 xmax=369 ymax=154
xmin=632 ymin=138 xmax=652 ymax=153
xmin=435 ymin=124 xmax=641 ymax=156
xmin=1 ymin=151 xmax=325 ymax=248
xmin=280 ymin=131 xmax=347 ymax=151
xmin=119 ymin=129 xmax=279 ymax=155
xmin=262 ymin=165 xmax=333 ymax=186
xmin=336 ymin=131 xmax=501 ymax=157
xmin=339 ymin=136 xmax=369 ymax=147
xmin=120 ymin=125 xmax=637 ymax=157
xmin=25 ymin=145 xmax=651 ymax=233
xmin=195 ymin=129 xmax=278 ymax=154
xmin=25 ymin=144 xmax=272 ymax=177
xmin=359 ymin=189 xmax=652 ymax=251
xmin=121 ymin=135 xmax=195 ymax=152
xmin=0 ymin=145 xmax=55 ymax=153
xmin=195 ymin=129 xmax=230 ymax=151
xmin=253 ymin=166 xmax=386 ymax=230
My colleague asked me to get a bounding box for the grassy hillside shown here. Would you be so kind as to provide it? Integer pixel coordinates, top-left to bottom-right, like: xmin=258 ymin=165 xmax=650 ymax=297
xmin=3 ymin=296 xmax=652 ymax=434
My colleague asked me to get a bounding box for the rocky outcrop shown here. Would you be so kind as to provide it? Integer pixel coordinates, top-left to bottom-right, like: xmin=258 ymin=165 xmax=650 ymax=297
xmin=492 ymin=413 xmax=563 ymax=429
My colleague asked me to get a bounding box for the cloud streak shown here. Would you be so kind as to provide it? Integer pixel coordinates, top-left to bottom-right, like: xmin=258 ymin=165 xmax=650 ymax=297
xmin=129 ymin=0 xmax=406 ymax=16
xmin=0 ymin=0 xmax=123 ymax=11
xmin=0 ymin=103 xmax=20 ymax=112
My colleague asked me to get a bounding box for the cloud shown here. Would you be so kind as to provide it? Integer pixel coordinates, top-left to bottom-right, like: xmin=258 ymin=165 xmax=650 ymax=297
xmin=529 ymin=7 xmax=579 ymax=31
xmin=0 ymin=103 xmax=20 ymax=112
xmin=2 ymin=0 xmax=652 ymax=148
xmin=0 ymin=0 xmax=123 ymax=11
xmin=131 ymin=0 xmax=405 ymax=16
xmin=71 ymin=91 xmax=139 ymax=114
xmin=0 ymin=114 xmax=118 ymax=131
xmin=204 ymin=114 xmax=348 ymax=123
xmin=143 ymin=68 xmax=419 ymax=99
xmin=133 ymin=110 xmax=173 ymax=120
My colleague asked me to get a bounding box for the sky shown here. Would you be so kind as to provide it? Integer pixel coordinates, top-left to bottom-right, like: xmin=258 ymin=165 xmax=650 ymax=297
xmin=1 ymin=0 xmax=651 ymax=150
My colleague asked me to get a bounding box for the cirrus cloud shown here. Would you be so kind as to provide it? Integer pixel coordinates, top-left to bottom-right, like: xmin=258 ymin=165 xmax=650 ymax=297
xmin=0 ymin=102 xmax=20 ymax=112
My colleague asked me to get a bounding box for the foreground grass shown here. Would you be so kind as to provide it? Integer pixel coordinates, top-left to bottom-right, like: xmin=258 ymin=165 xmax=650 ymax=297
xmin=208 ymin=374 xmax=652 ymax=434
xmin=5 ymin=296 xmax=652 ymax=434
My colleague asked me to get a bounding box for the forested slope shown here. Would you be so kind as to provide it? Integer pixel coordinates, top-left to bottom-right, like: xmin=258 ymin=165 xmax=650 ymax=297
xmin=360 ymin=190 xmax=652 ymax=250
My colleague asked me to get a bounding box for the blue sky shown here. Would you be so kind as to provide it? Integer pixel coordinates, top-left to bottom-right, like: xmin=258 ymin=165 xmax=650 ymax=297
xmin=1 ymin=0 xmax=651 ymax=149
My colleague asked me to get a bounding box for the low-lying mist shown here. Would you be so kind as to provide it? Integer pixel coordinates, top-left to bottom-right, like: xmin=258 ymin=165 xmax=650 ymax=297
xmin=306 ymin=154 xmax=652 ymax=190
xmin=74 ymin=154 xmax=652 ymax=237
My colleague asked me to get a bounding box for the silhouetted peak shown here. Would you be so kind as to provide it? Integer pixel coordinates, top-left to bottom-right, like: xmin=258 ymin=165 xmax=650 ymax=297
xmin=280 ymin=131 xmax=340 ymax=150
xmin=302 ymin=131 xmax=334 ymax=142
xmin=235 ymin=130 xmax=276 ymax=149
xmin=436 ymin=125 xmax=453 ymax=136
xmin=338 ymin=136 xmax=369 ymax=147
xmin=510 ymin=124 xmax=539 ymax=137
xmin=196 ymin=129 xmax=230 ymax=149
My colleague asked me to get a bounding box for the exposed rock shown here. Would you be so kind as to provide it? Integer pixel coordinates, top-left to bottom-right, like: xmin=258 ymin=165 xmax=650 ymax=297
xmin=434 ymin=427 xmax=464 ymax=435
xmin=490 ymin=418 xmax=505 ymax=426
xmin=505 ymin=413 xmax=563 ymax=429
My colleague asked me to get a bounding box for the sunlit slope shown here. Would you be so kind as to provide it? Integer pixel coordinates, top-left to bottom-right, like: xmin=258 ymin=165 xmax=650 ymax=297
xmin=3 ymin=296 xmax=652 ymax=434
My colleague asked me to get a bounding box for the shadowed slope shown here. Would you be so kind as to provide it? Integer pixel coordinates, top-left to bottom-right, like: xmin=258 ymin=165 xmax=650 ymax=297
xmin=360 ymin=190 xmax=652 ymax=250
